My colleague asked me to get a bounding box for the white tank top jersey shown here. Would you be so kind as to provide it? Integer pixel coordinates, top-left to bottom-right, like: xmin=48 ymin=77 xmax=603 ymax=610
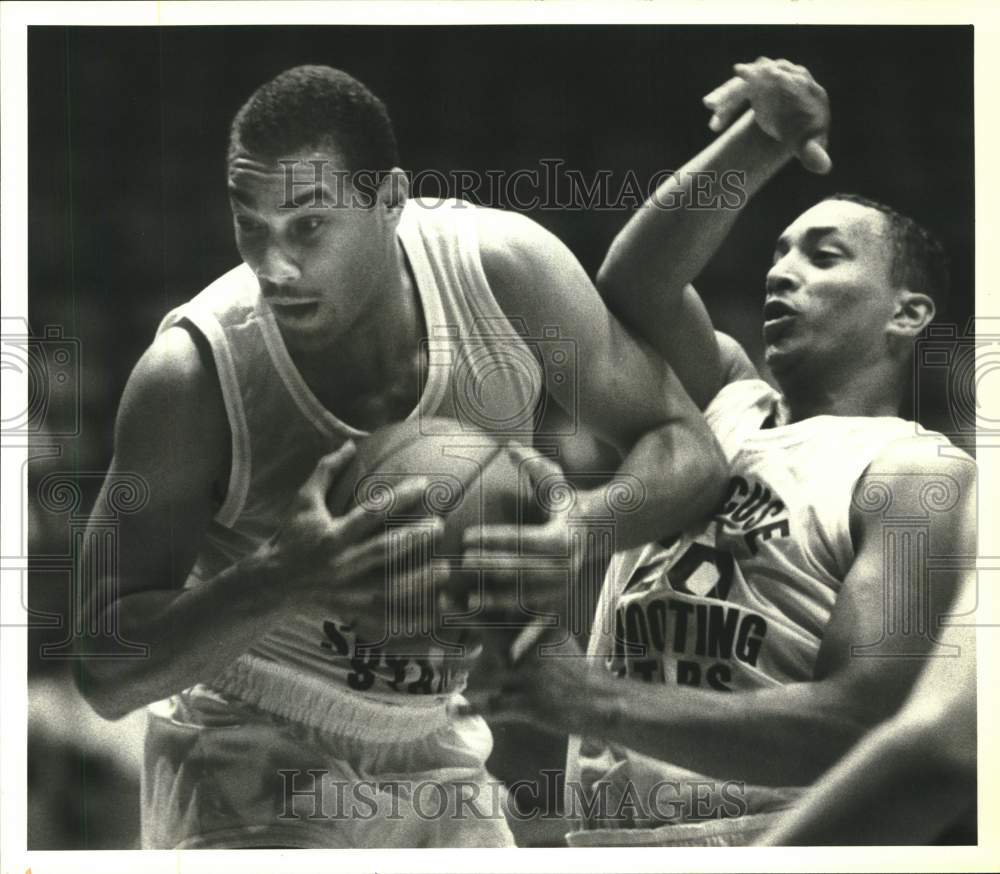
xmin=565 ymin=378 xmax=945 ymax=847
xmin=153 ymin=198 xmax=542 ymax=741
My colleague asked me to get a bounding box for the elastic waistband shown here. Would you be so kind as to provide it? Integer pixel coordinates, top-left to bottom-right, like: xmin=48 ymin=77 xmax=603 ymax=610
xmin=566 ymin=810 xmax=786 ymax=847
xmin=212 ymin=654 xmax=453 ymax=742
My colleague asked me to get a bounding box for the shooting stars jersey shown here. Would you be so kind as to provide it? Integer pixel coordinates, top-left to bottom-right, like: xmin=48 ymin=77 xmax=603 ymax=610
xmin=140 ymin=198 xmax=537 ymax=848
xmin=565 ymin=378 xmax=929 ymax=847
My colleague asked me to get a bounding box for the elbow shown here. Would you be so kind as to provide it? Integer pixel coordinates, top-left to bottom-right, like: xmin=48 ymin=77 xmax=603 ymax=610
xmin=73 ymin=657 xmax=148 ymax=722
xmin=75 ymin=672 xmax=127 ymax=722
xmin=802 ymin=685 xmax=898 ymax=777
xmin=595 ymin=256 xmax=632 ymax=312
xmin=649 ymin=418 xmax=728 ymax=536
xmin=689 ymin=429 xmax=729 ymax=518
xmin=594 ymin=259 xmax=616 ymax=298
xmin=891 ymin=701 xmax=976 ymax=785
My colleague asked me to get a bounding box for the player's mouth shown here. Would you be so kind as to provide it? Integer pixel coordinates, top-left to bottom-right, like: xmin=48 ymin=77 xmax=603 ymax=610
xmin=267 ymin=298 xmax=322 ymax=325
xmin=762 ymin=299 xmax=797 ymax=343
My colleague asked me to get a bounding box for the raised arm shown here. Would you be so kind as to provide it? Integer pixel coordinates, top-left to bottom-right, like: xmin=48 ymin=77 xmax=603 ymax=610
xmin=75 ymin=326 xmax=434 ymax=719
xmin=596 ymin=58 xmax=831 ymax=408
xmin=485 ymin=439 xmax=976 ymax=786
xmin=477 ymin=206 xmax=727 ymax=551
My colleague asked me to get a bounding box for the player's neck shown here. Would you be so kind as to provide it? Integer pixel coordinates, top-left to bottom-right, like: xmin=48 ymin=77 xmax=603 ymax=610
xmin=283 ymin=240 xmax=428 ymax=427
xmin=778 ymin=361 xmax=903 ymax=424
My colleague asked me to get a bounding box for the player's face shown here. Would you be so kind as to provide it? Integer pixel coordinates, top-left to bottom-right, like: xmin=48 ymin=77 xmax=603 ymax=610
xmin=228 ymin=148 xmax=396 ymax=349
xmin=763 ymin=200 xmax=898 ymax=380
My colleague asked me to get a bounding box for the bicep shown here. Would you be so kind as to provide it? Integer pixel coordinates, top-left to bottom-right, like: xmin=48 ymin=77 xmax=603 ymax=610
xmin=86 ymin=328 xmax=229 ymax=602
xmin=630 ymin=284 xmax=724 ymax=409
xmin=479 ymin=210 xmax=707 ymax=451
xmin=814 ymin=448 xmax=977 ymax=724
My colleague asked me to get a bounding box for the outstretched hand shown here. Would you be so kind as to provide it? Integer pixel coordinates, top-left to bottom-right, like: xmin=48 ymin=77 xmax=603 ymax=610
xmin=703 ymin=56 xmax=832 ymax=175
xmin=453 ymin=628 xmax=596 ymax=736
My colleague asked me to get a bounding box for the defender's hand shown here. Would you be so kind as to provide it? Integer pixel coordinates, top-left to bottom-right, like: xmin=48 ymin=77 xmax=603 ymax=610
xmin=455 ymin=631 xmax=594 ymax=735
xmin=702 ymin=57 xmax=832 ymax=174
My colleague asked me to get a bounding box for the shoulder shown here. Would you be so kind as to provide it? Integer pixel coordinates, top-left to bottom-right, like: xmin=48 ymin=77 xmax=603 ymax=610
xmin=851 ymin=433 xmax=976 ymax=550
xmin=116 ymin=326 xmax=229 ymax=483
xmin=124 ymin=325 xmax=219 ymax=413
xmin=470 ymin=207 xmax=614 ymax=339
xmin=714 ymin=331 xmax=759 ymax=384
xmin=191 ymin=262 xmax=259 ymax=310
xmin=703 ymin=375 xmax=776 ymax=424
xmin=861 ymin=433 xmax=976 ymax=484
xmin=473 ymin=207 xmax=574 ymax=287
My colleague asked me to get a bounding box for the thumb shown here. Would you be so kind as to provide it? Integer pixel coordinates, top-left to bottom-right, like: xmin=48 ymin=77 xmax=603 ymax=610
xmin=452 ymin=687 xmax=530 ymax=724
xmin=441 ymin=635 xmax=485 ymax=676
xmin=305 ymin=440 xmax=357 ymax=500
xmin=507 ymin=441 xmax=565 ymax=489
xmin=702 ymin=76 xmax=751 ymax=133
xmin=798 ymin=137 xmax=832 ymax=175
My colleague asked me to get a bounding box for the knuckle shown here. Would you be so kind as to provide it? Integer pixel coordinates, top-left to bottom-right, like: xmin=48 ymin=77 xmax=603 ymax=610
xmin=319 ymin=451 xmax=343 ymax=470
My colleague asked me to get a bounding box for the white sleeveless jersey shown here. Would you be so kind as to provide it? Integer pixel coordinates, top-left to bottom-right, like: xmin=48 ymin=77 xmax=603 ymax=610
xmin=566 ymin=378 xmax=933 ymax=845
xmin=154 ymin=198 xmax=542 ymax=739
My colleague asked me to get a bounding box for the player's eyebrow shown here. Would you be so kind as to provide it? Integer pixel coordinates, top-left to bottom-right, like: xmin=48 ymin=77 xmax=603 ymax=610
xmin=281 ymin=183 xmax=336 ymax=210
xmin=773 ymin=226 xmax=843 ymax=257
xmin=227 ymin=182 xmax=336 ymax=214
xmin=227 ymin=186 xmax=254 ymax=206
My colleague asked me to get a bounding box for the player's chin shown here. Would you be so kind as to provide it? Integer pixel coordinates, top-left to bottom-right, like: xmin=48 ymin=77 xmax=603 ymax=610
xmin=763 ymin=342 xmax=801 ymax=378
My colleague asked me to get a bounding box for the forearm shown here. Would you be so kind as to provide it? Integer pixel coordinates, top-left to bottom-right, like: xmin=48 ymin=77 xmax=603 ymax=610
xmin=598 ymin=112 xmax=791 ymax=314
xmin=76 ymin=547 xmax=289 ymax=719
xmin=577 ymin=416 xmax=727 ymax=550
xmin=563 ymin=668 xmax=869 ymax=786
xmin=762 ymin=719 xmax=974 ymax=845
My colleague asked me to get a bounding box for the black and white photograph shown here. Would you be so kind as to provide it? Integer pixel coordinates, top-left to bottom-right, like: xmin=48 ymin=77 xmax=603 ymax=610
xmin=1 ymin=2 xmax=996 ymax=871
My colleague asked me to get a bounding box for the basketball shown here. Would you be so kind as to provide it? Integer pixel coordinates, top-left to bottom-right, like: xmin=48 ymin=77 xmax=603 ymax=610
xmin=326 ymin=417 xmax=547 ymax=645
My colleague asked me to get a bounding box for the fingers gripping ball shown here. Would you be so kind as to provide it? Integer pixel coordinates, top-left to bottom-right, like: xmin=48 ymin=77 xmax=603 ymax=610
xmin=325 ymin=417 xmax=545 ymax=648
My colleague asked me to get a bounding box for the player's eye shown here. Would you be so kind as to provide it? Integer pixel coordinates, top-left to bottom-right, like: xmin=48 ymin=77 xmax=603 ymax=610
xmin=812 ymin=249 xmax=840 ymax=264
xmin=234 ymin=215 xmax=265 ymax=234
xmin=293 ymin=216 xmax=325 ymax=236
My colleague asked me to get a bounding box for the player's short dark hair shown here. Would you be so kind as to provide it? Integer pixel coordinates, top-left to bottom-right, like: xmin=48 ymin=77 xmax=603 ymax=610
xmin=228 ymin=65 xmax=400 ymax=182
xmin=823 ymin=193 xmax=951 ymax=314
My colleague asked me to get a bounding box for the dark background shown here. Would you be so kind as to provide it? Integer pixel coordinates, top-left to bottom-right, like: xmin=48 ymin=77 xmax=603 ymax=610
xmin=25 ymin=25 xmax=974 ymax=848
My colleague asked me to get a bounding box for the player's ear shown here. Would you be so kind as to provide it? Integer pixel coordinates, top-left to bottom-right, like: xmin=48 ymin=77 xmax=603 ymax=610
xmin=887 ymin=288 xmax=935 ymax=339
xmin=377 ymin=166 xmax=409 ymax=219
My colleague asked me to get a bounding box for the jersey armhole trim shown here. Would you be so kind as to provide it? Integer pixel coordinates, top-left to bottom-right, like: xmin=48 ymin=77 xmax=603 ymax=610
xmin=396 ymin=201 xmax=451 ymax=421
xmin=452 ymin=202 xmax=496 ymax=316
xmin=162 ymin=308 xmax=251 ymax=528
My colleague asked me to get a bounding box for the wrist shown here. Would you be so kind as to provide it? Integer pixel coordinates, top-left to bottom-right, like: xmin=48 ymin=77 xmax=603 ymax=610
xmin=578 ymin=670 xmax=624 ymax=738
xmin=229 ymin=542 xmax=294 ymax=620
xmin=728 ymin=110 xmax=795 ymax=177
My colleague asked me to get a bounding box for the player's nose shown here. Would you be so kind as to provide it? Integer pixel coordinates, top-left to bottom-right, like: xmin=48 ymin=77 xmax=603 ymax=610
xmin=765 ymin=261 xmax=799 ymax=296
xmin=257 ymin=244 xmax=302 ymax=285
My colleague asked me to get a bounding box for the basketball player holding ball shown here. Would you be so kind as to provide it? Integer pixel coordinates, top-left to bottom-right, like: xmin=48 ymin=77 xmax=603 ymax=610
xmin=479 ymin=58 xmax=977 ymax=846
xmin=72 ymin=67 xmax=726 ymax=849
